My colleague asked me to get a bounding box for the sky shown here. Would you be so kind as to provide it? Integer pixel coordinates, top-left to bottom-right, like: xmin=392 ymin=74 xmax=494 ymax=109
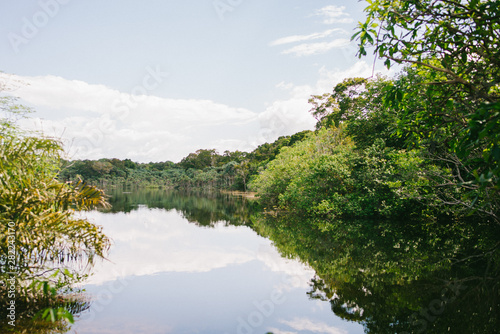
xmin=0 ymin=0 xmax=392 ymax=163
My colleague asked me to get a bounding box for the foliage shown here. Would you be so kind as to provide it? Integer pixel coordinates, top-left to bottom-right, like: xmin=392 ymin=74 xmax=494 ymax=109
xmin=0 ymin=98 xmax=110 ymax=331
xmin=304 ymin=64 xmax=499 ymax=223
xmin=59 ymin=131 xmax=312 ymax=192
xmin=250 ymin=3 xmax=500 ymax=330
xmin=0 ymin=95 xmax=33 ymax=136
xmin=102 ymin=187 xmax=258 ymax=227
xmin=353 ymin=0 xmax=499 ymax=97
xmin=309 ymin=75 xmax=406 ymax=149
xmin=0 ymin=134 xmax=110 ymax=275
xmin=251 ymin=127 xmax=445 ymax=221
xmin=251 ymin=127 xmax=353 ymax=207
xmin=178 ymin=149 xmax=219 ymax=170
xmin=353 ymin=0 xmax=500 ymax=218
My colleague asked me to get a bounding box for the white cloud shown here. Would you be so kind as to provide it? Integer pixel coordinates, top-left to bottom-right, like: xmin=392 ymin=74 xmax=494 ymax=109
xmin=257 ymin=244 xmax=315 ymax=291
xmin=313 ymin=5 xmax=354 ymax=25
xmin=0 ymin=61 xmax=391 ymax=163
xmin=271 ymin=61 xmax=378 ymax=101
xmin=281 ymin=39 xmax=350 ymax=57
xmin=1 ymin=73 xmax=258 ymax=162
xmin=280 ymin=318 xmax=348 ymax=334
xmin=78 ymin=208 xmax=319 ymax=288
xmin=245 ymin=60 xmax=389 ymax=147
xmin=270 ymin=28 xmax=350 ymax=57
xmin=270 ymin=29 xmax=346 ymax=46
xmin=80 ymin=208 xmax=262 ymax=285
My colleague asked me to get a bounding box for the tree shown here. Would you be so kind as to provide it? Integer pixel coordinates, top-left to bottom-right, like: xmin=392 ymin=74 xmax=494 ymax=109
xmin=178 ymin=149 xmax=219 ymax=170
xmin=218 ymin=150 xmax=248 ymax=166
xmin=221 ymin=161 xmax=238 ymax=188
xmin=309 ymin=75 xmax=406 ymax=149
xmin=354 ymin=0 xmax=499 ymax=98
xmin=92 ymin=160 xmax=114 ymax=175
xmin=353 ymin=0 xmax=500 ymax=221
xmin=0 ymin=94 xmax=110 ymax=329
xmin=235 ymin=160 xmax=250 ymax=192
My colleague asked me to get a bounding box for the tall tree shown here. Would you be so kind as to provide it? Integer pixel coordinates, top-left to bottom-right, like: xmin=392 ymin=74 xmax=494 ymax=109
xmin=353 ymin=0 xmax=500 ymax=221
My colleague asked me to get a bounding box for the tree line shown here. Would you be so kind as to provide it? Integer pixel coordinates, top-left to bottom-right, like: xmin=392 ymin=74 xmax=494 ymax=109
xmin=251 ymin=2 xmax=499 ymax=331
xmin=59 ymin=130 xmax=311 ymax=191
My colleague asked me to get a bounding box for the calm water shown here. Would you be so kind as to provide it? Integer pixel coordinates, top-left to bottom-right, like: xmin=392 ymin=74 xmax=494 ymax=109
xmin=69 ymin=189 xmax=365 ymax=334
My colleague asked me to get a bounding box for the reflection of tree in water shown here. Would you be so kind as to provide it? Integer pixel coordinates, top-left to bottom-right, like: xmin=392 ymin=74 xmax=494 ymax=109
xmin=102 ymin=188 xmax=258 ymax=227
xmin=0 ymin=283 xmax=91 ymax=334
xmin=252 ymin=213 xmax=500 ymax=333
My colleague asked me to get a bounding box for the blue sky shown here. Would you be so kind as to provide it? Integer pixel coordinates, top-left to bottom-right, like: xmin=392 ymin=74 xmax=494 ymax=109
xmin=0 ymin=0 xmax=391 ymax=162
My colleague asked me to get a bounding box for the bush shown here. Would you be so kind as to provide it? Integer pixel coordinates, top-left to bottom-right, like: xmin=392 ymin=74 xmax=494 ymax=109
xmin=0 ymin=129 xmax=110 ymax=330
xmin=252 ymin=128 xmax=444 ymax=221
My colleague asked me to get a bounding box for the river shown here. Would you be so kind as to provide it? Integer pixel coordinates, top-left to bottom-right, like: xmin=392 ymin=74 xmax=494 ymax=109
xmin=69 ymin=188 xmax=365 ymax=334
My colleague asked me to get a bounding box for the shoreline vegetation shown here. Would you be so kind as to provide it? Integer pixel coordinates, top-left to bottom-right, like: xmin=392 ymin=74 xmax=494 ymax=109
xmin=0 ymin=103 xmax=110 ymax=333
xmin=220 ymin=190 xmax=258 ymax=199
xmin=58 ymin=130 xmax=312 ymax=193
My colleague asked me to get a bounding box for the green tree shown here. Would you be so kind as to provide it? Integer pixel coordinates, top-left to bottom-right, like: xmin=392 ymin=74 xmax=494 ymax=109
xmin=0 ymin=96 xmax=110 ymax=330
xmin=92 ymin=160 xmax=114 ymax=175
xmin=353 ymin=0 xmax=500 ymax=221
xmin=309 ymin=75 xmax=406 ymax=149
xmin=251 ymin=127 xmax=354 ymax=209
xmin=218 ymin=150 xmax=248 ymax=166
xmin=178 ymin=149 xmax=219 ymax=170
xmin=354 ymin=0 xmax=499 ymax=101
xmin=252 ymin=127 xmax=436 ymax=221
xmin=235 ymin=160 xmax=250 ymax=192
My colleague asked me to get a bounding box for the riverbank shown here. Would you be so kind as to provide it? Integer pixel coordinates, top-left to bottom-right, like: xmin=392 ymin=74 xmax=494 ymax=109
xmin=221 ymin=190 xmax=258 ymax=199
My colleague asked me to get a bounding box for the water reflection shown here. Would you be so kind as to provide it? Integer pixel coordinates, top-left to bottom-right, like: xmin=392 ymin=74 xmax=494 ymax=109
xmin=70 ymin=189 xmax=364 ymax=334
xmin=252 ymin=213 xmax=500 ymax=333
xmin=81 ymin=208 xmax=261 ymax=285
xmin=71 ymin=188 xmax=500 ymax=333
xmin=102 ymin=188 xmax=255 ymax=227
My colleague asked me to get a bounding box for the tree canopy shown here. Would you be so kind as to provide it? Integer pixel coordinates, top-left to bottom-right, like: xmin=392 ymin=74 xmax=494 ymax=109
xmin=351 ymin=0 xmax=499 ymax=222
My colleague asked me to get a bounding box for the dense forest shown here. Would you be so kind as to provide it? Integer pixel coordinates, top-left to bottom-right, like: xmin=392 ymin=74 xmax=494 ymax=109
xmin=58 ymin=130 xmax=311 ymax=191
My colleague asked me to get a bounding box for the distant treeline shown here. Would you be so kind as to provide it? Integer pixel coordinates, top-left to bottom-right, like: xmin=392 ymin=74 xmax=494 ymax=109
xmin=59 ymin=130 xmax=311 ymax=190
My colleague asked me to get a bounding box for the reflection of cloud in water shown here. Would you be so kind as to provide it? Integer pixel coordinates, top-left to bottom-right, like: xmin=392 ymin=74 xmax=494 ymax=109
xmin=82 ymin=207 xmax=316 ymax=286
xmin=82 ymin=208 xmax=264 ymax=285
xmin=280 ymin=318 xmax=348 ymax=334
xmin=72 ymin=315 xmax=174 ymax=334
xmin=257 ymin=243 xmax=315 ymax=290
xmin=81 ymin=208 xmax=309 ymax=286
xmin=71 ymin=206 xmax=365 ymax=334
